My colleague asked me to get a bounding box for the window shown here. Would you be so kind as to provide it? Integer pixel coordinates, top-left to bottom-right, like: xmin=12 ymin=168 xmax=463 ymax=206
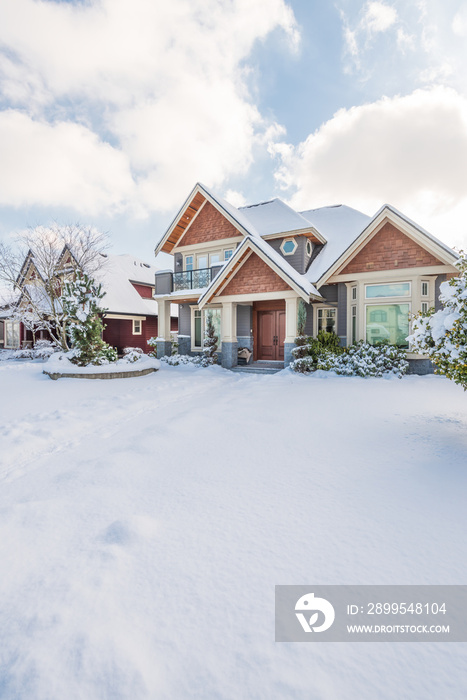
xmin=351 ymin=306 xmax=357 ymax=344
xmin=351 ymin=286 xmax=357 ymax=300
xmin=421 ymin=281 xmax=429 ymax=297
xmin=306 ymin=240 xmax=312 ymax=257
xmin=5 ymin=321 xmax=20 ymax=348
xmin=224 ymin=249 xmax=233 ymax=261
xmin=421 ymin=302 xmax=428 ymax=313
xmin=210 ymin=253 xmax=221 ymax=266
xmin=317 ymin=308 xmax=336 ymax=334
xmin=365 ymin=282 xmax=410 ymax=298
xmin=280 ymin=238 xmax=297 ymax=256
xmin=185 ymin=256 xmax=193 ymax=272
xmin=132 ymin=319 xmax=142 ymax=335
xmin=365 ymin=304 xmax=409 ymax=347
xmin=193 ymin=308 xmax=222 ymax=350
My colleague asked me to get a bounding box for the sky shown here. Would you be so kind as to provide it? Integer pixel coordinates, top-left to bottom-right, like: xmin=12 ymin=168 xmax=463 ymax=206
xmin=0 ymin=0 xmax=466 ymax=270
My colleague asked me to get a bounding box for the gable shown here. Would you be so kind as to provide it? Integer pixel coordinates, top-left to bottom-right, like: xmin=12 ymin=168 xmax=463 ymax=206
xmin=179 ymin=202 xmax=238 ymax=247
xmin=218 ymin=252 xmax=292 ymax=296
xmin=339 ymin=222 xmax=444 ymax=275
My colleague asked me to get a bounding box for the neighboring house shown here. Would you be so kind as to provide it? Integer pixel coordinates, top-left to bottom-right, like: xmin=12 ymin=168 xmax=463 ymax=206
xmin=5 ymin=251 xmax=178 ymax=353
xmin=153 ymin=182 xmax=459 ymax=371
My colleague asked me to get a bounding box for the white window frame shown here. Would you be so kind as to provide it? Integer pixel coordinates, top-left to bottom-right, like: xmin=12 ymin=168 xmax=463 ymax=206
xmin=421 ymin=280 xmax=429 ymax=297
xmin=4 ymin=320 xmax=20 ymax=349
xmin=190 ymin=306 xmax=222 ymax=352
xmin=132 ymin=319 xmax=142 ymax=335
xmin=315 ymin=307 xmax=337 ymax=336
xmin=306 ymin=239 xmax=312 ymax=257
xmin=364 ymin=301 xmax=411 ymax=347
xmin=365 ymin=281 xmax=411 ymax=299
xmin=280 ymin=237 xmax=298 ymax=256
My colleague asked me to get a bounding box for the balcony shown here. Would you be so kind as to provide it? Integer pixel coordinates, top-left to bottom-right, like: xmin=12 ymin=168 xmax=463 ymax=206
xmin=155 ymin=265 xmax=224 ymax=296
xmin=173 ymin=267 xmax=215 ymax=291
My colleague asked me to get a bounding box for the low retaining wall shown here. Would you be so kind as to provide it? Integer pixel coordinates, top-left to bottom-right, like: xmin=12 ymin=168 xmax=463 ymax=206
xmin=43 ymin=367 xmax=158 ymax=381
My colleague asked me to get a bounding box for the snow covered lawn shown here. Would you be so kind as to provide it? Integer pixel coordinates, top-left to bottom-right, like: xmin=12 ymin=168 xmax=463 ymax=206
xmin=0 ymin=361 xmax=466 ymax=699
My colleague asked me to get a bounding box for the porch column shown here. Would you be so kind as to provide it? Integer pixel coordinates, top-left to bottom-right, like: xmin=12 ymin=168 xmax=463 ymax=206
xmin=156 ymin=299 xmax=173 ymax=359
xmin=221 ymin=301 xmax=238 ymax=368
xmin=284 ymin=296 xmax=299 ymax=366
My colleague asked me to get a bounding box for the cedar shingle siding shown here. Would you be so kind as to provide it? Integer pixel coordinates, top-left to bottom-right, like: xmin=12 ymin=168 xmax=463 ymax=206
xmin=219 ymin=253 xmax=292 ymax=296
xmin=179 ymin=202 xmax=238 ymax=246
xmin=341 ymin=222 xmax=443 ymax=274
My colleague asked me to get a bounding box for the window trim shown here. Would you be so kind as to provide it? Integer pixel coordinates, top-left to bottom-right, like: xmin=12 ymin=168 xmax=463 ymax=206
xmin=365 ymin=281 xmax=411 ymax=300
xmin=306 ymin=239 xmax=312 ymax=257
xmin=364 ymin=301 xmax=411 ymax=347
xmin=132 ymin=318 xmax=142 ymax=335
xmin=190 ymin=306 xmax=222 ymax=352
xmin=4 ymin=320 xmax=20 ymax=349
xmin=315 ymin=306 xmax=337 ymax=336
xmin=280 ymin=237 xmax=298 ymax=256
xmin=421 ymin=280 xmax=429 ymax=297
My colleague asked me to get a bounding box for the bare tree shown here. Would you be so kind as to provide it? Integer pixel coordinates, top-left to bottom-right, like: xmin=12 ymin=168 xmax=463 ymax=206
xmin=0 ymin=224 xmax=109 ymax=350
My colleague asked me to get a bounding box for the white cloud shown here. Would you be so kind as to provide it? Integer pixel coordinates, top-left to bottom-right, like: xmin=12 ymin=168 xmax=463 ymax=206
xmin=223 ymin=190 xmax=247 ymax=207
xmin=0 ymin=0 xmax=298 ymax=214
xmin=452 ymin=5 xmax=467 ymax=36
xmin=271 ymin=87 xmax=467 ymax=247
xmin=362 ymin=2 xmax=398 ymax=34
xmin=0 ymin=111 xmax=135 ymax=214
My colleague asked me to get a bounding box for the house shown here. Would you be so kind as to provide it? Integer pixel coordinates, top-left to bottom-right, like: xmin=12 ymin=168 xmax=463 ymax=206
xmin=4 ymin=251 xmax=178 ymax=353
xmin=153 ymin=182 xmax=459 ymax=372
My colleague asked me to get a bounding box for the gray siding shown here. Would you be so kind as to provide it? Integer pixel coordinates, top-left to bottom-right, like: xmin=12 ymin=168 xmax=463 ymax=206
xmin=337 ymin=283 xmax=347 ymax=342
xmin=237 ymin=305 xmax=252 ymax=336
xmin=155 ymin=271 xmax=173 ymax=295
xmin=435 ymin=274 xmax=446 ymax=311
xmin=267 ymin=236 xmax=312 ymax=275
xmin=319 ymin=284 xmax=338 ymax=303
xmin=178 ymin=304 xmax=191 ymax=336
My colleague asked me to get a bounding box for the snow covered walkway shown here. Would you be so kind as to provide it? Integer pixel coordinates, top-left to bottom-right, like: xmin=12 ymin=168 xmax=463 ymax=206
xmin=0 ymin=361 xmax=466 ymax=699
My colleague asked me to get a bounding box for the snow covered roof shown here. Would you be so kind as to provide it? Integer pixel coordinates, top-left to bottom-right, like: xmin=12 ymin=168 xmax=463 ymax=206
xmin=198 ymin=235 xmax=322 ymax=306
xmin=238 ymin=198 xmax=321 ymax=238
xmin=97 ymin=254 xmax=159 ymax=316
xmin=300 ymin=205 xmax=373 ymax=283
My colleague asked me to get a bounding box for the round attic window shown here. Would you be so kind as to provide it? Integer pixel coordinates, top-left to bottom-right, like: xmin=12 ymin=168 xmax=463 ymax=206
xmin=306 ymin=240 xmax=313 ymax=256
xmin=280 ymin=238 xmax=297 ymax=256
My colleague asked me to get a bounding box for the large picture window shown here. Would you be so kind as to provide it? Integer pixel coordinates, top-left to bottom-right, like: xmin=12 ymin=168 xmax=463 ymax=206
xmin=365 ymin=304 xmax=409 ymax=347
xmin=193 ymin=308 xmax=222 ymax=350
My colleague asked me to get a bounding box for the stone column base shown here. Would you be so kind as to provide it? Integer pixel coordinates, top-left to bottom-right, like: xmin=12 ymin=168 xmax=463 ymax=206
xmin=283 ymin=342 xmax=295 ymax=367
xmin=177 ymin=336 xmax=191 ymax=356
xmin=156 ymin=340 xmax=173 ymax=359
xmin=221 ymin=341 xmax=238 ymax=369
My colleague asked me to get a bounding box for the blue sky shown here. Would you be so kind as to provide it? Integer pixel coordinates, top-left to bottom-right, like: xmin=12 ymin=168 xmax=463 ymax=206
xmin=0 ymin=0 xmax=466 ymax=269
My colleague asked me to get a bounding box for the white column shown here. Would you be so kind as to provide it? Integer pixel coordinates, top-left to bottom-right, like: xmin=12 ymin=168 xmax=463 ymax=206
xmin=158 ymin=299 xmax=171 ymax=339
xmin=221 ymin=301 xmax=237 ymax=342
xmin=285 ymin=297 xmax=299 ymax=344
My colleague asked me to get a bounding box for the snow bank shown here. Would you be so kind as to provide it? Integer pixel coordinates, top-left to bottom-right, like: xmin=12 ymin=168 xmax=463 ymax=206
xmin=45 ymin=352 xmax=160 ymax=375
xmin=0 ymin=362 xmax=466 ymax=699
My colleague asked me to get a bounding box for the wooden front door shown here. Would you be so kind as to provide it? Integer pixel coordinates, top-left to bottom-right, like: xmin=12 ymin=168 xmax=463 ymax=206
xmin=258 ymin=310 xmax=285 ymax=361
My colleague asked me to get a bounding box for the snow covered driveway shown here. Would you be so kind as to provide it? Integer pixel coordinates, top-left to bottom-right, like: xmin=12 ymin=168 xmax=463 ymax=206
xmin=0 ymin=361 xmax=466 ymax=699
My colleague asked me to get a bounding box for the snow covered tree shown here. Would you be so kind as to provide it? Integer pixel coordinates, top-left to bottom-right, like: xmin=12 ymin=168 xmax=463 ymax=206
xmin=291 ymin=300 xmax=309 ymax=361
xmin=408 ymin=255 xmax=466 ymax=389
xmin=0 ymin=223 xmax=108 ymax=350
xmin=203 ymin=310 xmax=218 ymax=364
xmin=61 ymin=270 xmax=117 ymax=366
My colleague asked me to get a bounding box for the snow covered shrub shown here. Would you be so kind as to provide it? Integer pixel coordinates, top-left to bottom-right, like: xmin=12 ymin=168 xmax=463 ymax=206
xmin=122 ymin=349 xmax=143 ymax=363
xmin=292 ymin=301 xmax=309 ymax=361
xmin=202 ymin=311 xmax=218 ymax=365
xmin=408 ymin=256 xmax=466 ymax=389
xmin=62 ymin=270 xmax=117 ymax=366
xmin=32 ymin=339 xmax=58 ymax=359
xmin=316 ymin=341 xmax=408 ymax=378
xmin=170 ymin=333 xmax=179 ymax=356
xmin=289 ymin=356 xmax=315 ymax=373
xmin=290 ymin=329 xmax=343 ymax=371
xmin=161 ymin=354 xmax=213 ymax=367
